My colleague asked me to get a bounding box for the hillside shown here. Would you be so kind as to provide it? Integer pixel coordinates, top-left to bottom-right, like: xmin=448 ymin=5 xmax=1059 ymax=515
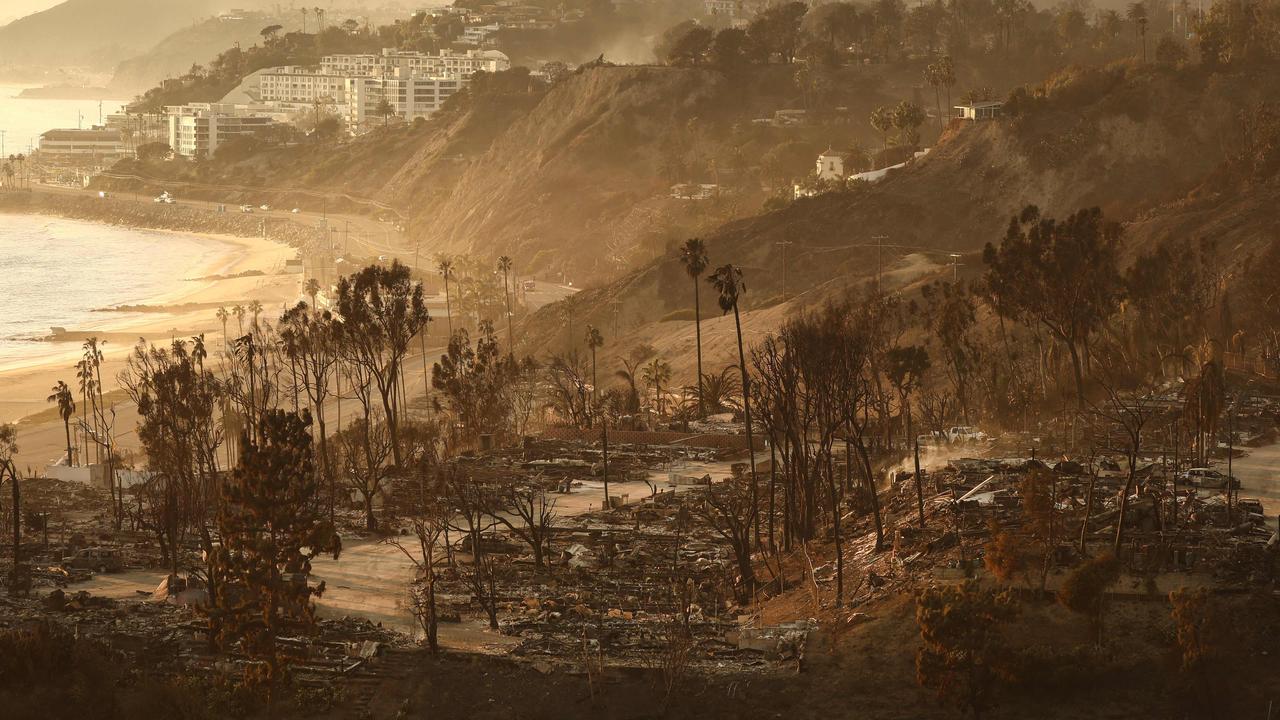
xmin=108 ymin=12 xmax=288 ymax=95
xmin=520 ymin=60 xmax=1280 ymax=373
xmin=0 ymin=0 xmax=265 ymax=72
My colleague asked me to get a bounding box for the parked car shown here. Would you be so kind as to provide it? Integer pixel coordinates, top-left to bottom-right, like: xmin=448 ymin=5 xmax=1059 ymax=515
xmin=239 ymin=204 xmax=254 ymax=213
xmin=259 ymin=204 xmax=271 ymax=211
xmin=947 ymin=426 xmax=989 ymax=443
xmin=291 ymin=208 xmax=301 ymax=214
xmin=153 ymin=191 xmax=175 ymax=204
xmin=522 ymin=280 xmax=536 ymax=291
xmin=63 ymin=547 xmax=124 ymax=573
xmin=1180 ymin=467 xmax=1239 ymax=489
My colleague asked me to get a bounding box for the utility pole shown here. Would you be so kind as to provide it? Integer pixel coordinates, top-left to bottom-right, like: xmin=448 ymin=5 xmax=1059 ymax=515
xmin=949 ymin=252 xmax=962 ymax=282
xmin=872 ymin=235 xmax=888 ymax=294
xmin=776 ymin=239 xmax=794 ymax=296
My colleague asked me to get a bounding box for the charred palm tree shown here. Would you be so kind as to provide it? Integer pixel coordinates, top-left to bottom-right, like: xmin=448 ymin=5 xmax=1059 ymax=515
xmin=680 ymin=238 xmax=710 ymax=419
xmin=709 ymin=264 xmax=760 ymax=547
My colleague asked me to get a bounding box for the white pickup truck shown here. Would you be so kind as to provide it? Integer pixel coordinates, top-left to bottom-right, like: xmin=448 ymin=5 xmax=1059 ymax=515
xmin=947 ymin=426 xmax=989 ymax=443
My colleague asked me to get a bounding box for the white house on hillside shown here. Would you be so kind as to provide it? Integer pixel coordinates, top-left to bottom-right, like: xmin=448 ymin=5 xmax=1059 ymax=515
xmin=955 ymin=100 xmax=1003 ymax=120
xmin=816 ymin=148 xmax=844 ymax=180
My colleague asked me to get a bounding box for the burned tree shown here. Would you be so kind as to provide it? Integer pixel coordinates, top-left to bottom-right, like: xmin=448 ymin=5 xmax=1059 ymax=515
xmin=693 ymin=471 xmax=757 ymax=602
xmin=388 ymin=470 xmax=451 ymax=653
xmin=336 ymin=261 xmax=430 ymax=465
xmin=916 ymin=580 xmax=1019 ymax=720
xmin=444 ymin=466 xmax=503 ymax=629
xmin=207 ymin=410 xmax=341 ymax=693
xmin=490 ymin=477 xmax=559 ymax=569
xmin=982 ymin=206 xmax=1125 ymax=409
xmin=432 ymin=323 xmax=520 ymax=443
xmin=336 ymin=418 xmax=396 ymax=531
xmin=121 ymin=338 xmax=225 ymax=580
xmin=278 ymin=303 xmax=340 ymax=522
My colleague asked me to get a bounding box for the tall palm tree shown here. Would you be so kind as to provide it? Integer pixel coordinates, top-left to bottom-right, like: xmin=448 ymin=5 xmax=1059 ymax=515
xmin=47 ymin=381 xmax=75 ymax=466
xmin=300 ymin=6 xmax=308 ymax=33
xmin=215 ymin=306 xmax=229 ymax=353
xmin=437 ymin=256 xmax=454 ymax=337
xmin=497 ymin=255 xmax=514 ymax=352
xmin=233 ymin=304 xmax=246 ymax=335
xmin=642 ymin=358 xmax=672 ymax=416
xmin=680 ymin=238 xmax=710 ymax=420
xmin=1127 ymin=2 xmax=1149 ymax=61
xmin=248 ymin=299 xmax=264 ymax=329
xmin=709 ymin=263 xmax=760 ymax=546
xmin=870 ymin=106 xmax=893 ymax=153
xmin=305 ymin=278 xmax=322 ymax=310
xmin=585 ymin=325 xmax=604 ymax=407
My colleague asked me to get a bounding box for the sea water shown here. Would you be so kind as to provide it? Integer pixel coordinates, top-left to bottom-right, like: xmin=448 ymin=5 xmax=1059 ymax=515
xmin=0 ymin=213 xmax=231 ymax=369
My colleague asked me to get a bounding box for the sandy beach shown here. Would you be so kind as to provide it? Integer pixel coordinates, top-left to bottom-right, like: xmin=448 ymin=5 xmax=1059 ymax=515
xmin=0 ymin=218 xmax=299 ymax=469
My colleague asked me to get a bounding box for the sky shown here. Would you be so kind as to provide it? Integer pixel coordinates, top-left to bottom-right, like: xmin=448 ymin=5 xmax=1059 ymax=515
xmin=0 ymin=0 xmax=63 ymax=25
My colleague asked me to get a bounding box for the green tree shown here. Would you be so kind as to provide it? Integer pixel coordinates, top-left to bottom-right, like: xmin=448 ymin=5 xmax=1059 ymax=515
xmin=747 ymin=1 xmax=810 ymax=63
xmin=680 ymin=238 xmax=710 ymax=419
xmin=870 ymin=105 xmax=894 ymax=151
xmin=891 ymin=100 xmax=927 ymax=146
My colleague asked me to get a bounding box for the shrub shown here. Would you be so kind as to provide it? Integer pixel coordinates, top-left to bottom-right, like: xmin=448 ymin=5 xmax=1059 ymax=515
xmin=1057 ymin=553 xmax=1120 ymax=646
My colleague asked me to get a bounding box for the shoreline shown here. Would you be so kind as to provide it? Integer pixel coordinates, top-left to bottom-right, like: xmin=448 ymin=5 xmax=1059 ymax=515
xmin=0 ymin=208 xmax=302 ymax=467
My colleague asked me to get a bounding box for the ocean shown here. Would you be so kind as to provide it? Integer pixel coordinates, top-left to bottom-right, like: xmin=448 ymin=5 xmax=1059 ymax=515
xmin=0 ymin=83 xmax=126 ymax=157
xmin=0 ymin=214 xmax=233 ymax=371
xmin=0 ymin=85 xmax=230 ymax=371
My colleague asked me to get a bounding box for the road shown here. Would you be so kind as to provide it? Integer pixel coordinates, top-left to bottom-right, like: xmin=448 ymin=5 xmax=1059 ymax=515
xmin=1227 ymin=441 xmax=1280 ymax=521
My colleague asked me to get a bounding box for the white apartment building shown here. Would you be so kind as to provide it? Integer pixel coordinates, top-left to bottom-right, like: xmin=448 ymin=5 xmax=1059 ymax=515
xmin=259 ymin=66 xmax=350 ymax=106
xmin=166 ymin=103 xmax=278 ymax=158
xmin=343 ymin=72 xmax=466 ymax=127
xmin=320 ymin=48 xmax=510 ymax=77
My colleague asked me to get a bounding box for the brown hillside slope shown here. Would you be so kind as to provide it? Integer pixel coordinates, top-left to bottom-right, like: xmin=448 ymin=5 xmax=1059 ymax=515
xmin=520 ymin=61 xmax=1280 ymax=372
xmin=408 ymin=66 xmax=744 ymax=277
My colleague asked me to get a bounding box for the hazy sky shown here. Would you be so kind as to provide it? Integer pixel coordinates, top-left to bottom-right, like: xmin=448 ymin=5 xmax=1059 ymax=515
xmin=0 ymin=0 xmax=62 ymax=25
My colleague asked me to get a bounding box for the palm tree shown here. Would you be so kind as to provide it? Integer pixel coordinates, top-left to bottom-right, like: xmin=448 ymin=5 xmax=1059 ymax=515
xmin=215 ymin=306 xmax=229 ymax=351
xmin=1127 ymin=2 xmax=1149 ymax=61
xmin=233 ymin=304 xmax=246 ymax=335
xmin=47 ymin=381 xmax=75 ymax=466
xmin=585 ymin=325 xmax=604 ymax=408
xmin=615 ymin=358 xmax=642 ymax=413
xmin=437 ymin=256 xmax=454 ymax=337
xmin=925 ymin=63 xmax=944 ymax=133
xmin=679 ymin=238 xmax=710 ymax=419
xmin=936 ymin=55 xmax=956 ymax=116
xmin=300 ymin=6 xmax=308 ymax=33
xmin=305 ymin=278 xmax=322 ymax=310
xmin=642 ymin=358 xmax=671 ymax=416
xmin=248 ymin=299 xmax=264 ymax=329
xmin=497 ymin=255 xmax=514 ymax=351
xmin=709 ymin=263 xmax=760 ymax=547
xmin=870 ymin=106 xmax=893 ymax=153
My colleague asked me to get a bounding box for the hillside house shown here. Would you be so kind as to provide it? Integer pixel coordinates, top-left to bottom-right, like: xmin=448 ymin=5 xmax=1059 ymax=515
xmin=816 ymin=149 xmax=845 ymax=180
xmin=955 ymin=100 xmax=1003 ymax=120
